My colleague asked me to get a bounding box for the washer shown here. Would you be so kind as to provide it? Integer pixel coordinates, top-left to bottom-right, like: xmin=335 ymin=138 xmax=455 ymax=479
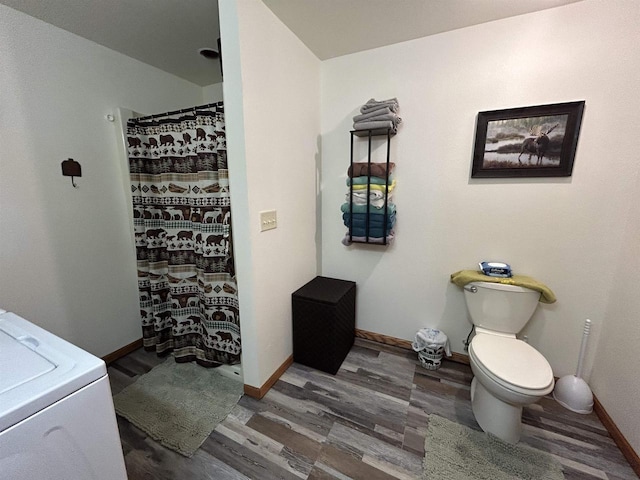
xmin=0 ymin=309 xmax=127 ymax=479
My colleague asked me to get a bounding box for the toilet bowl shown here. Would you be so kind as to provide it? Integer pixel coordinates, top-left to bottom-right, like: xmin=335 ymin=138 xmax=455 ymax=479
xmin=462 ymin=281 xmax=554 ymax=443
xmin=468 ymin=332 xmax=554 ymax=443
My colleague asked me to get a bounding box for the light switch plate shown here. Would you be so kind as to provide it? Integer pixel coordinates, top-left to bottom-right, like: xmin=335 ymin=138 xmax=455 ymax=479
xmin=260 ymin=210 xmax=277 ymax=231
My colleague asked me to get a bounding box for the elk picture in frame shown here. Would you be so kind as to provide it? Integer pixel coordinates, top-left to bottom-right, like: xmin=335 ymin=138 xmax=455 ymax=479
xmin=471 ymin=101 xmax=585 ymax=178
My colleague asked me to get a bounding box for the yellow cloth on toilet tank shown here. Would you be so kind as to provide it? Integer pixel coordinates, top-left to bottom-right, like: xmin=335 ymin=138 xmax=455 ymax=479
xmin=450 ymin=270 xmax=557 ymax=304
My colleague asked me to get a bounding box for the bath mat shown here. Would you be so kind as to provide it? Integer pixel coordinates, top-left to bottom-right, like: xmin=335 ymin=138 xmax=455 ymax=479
xmin=423 ymin=415 xmax=564 ymax=480
xmin=113 ymin=358 xmax=243 ymax=457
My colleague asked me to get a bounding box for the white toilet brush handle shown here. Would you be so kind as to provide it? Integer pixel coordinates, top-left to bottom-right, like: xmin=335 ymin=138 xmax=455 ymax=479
xmin=575 ymin=319 xmax=591 ymax=379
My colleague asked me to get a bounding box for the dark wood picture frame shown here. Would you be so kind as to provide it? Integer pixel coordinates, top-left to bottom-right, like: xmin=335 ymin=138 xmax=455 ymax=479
xmin=471 ymin=101 xmax=585 ymax=178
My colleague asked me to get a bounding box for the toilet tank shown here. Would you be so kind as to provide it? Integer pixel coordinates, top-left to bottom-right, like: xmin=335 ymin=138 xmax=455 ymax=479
xmin=463 ymin=281 xmax=540 ymax=334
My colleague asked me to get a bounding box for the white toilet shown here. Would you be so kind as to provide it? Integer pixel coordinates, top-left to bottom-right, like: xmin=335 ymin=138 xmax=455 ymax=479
xmin=463 ymin=281 xmax=554 ymax=444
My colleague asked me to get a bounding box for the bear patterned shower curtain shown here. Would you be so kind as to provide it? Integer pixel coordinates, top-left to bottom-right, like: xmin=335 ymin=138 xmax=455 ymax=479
xmin=126 ymin=102 xmax=240 ymax=366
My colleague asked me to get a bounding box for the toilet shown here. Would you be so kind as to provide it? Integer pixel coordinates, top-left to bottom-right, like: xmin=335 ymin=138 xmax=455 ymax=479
xmin=463 ymin=281 xmax=554 ymax=444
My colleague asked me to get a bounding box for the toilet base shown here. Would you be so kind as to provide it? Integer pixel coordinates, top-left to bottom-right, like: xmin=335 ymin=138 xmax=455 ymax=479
xmin=471 ymin=377 xmax=523 ymax=444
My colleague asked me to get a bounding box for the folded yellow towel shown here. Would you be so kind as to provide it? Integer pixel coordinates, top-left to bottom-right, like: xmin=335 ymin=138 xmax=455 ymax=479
xmin=450 ymin=270 xmax=556 ymax=304
xmin=350 ymin=179 xmax=396 ymax=193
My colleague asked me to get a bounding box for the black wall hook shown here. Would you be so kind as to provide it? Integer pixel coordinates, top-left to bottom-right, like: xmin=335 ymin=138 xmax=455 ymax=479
xmin=61 ymin=158 xmax=81 ymax=188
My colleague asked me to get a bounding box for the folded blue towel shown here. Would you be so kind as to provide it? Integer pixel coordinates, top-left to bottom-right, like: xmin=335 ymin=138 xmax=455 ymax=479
xmin=343 ymin=212 xmax=395 ymax=222
xmin=344 ymin=218 xmax=395 ymax=230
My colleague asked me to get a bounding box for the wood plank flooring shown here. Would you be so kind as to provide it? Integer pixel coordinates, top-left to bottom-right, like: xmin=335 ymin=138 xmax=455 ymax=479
xmin=108 ymin=339 xmax=637 ymax=479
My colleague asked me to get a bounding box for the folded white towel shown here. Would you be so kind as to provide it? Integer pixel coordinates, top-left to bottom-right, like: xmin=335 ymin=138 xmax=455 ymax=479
xmin=360 ymin=104 xmax=397 ymax=116
xmin=353 ymin=111 xmax=402 ymax=126
xmin=349 ymin=189 xmax=385 ymax=199
xmin=353 ymin=107 xmax=393 ymax=123
xmin=360 ymin=98 xmax=399 ymax=114
xmin=361 ymin=113 xmax=402 ymax=125
xmin=346 ymin=190 xmax=391 ymax=208
xmin=364 ymin=97 xmax=398 ymax=107
xmin=353 ymin=120 xmax=396 ymax=132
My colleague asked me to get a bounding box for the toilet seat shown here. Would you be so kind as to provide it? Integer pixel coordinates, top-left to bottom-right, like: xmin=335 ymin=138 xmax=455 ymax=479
xmin=469 ymin=334 xmax=554 ymax=394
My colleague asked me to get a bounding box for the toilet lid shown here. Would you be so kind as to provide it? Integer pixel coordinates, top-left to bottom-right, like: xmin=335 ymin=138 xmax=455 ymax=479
xmin=470 ymin=335 xmax=553 ymax=390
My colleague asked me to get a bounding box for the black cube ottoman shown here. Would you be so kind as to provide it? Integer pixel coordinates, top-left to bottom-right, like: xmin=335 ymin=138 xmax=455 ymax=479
xmin=292 ymin=276 xmax=356 ymax=375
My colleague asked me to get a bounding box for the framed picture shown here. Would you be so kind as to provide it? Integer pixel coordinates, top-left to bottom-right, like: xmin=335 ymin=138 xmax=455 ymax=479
xmin=471 ymin=101 xmax=585 ymax=178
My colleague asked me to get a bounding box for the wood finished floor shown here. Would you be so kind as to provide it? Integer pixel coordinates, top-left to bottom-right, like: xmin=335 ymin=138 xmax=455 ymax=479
xmin=108 ymin=339 xmax=637 ymax=480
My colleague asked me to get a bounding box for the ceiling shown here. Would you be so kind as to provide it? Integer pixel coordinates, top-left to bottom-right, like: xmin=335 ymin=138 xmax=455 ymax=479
xmin=262 ymin=0 xmax=583 ymax=61
xmin=1 ymin=0 xmax=583 ymax=86
xmin=0 ymin=0 xmax=222 ymax=86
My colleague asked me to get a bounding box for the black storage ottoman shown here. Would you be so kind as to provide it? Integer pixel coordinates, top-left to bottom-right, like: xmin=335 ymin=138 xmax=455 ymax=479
xmin=292 ymin=276 xmax=356 ymax=375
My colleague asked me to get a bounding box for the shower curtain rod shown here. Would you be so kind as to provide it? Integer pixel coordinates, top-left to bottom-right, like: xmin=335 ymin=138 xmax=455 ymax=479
xmin=135 ymin=101 xmax=223 ymax=122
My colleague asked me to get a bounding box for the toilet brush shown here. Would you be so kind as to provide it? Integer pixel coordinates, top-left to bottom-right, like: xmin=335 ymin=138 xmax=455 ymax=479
xmin=553 ymin=319 xmax=594 ymax=414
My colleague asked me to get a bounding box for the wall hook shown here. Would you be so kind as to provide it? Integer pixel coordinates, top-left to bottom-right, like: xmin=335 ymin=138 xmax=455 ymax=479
xmin=61 ymin=158 xmax=81 ymax=188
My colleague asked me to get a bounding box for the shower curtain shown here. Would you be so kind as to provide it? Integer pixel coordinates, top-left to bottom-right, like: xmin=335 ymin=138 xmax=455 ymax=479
xmin=126 ymin=102 xmax=240 ymax=366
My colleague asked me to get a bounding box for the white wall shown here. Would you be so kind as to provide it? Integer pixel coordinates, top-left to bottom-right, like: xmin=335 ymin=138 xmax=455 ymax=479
xmin=321 ymin=0 xmax=640 ymax=383
xmin=0 ymin=5 xmax=203 ymax=357
xmin=203 ymin=82 xmax=224 ymax=103
xmin=219 ymin=0 xmax=321 ymax=388
xmin=590 ymin=166 xmax=640 ymax=454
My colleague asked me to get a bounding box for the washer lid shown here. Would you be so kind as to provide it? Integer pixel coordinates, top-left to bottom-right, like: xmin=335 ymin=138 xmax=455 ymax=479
xmin=0 ymin=312 xmax=106 ymax=432
xmin=0 ymin=330 xmax=56 ymax=394
xmin=471 ymin=334 xmax=553 ymax=390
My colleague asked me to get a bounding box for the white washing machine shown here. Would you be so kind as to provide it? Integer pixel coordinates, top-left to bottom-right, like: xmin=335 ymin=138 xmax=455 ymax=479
xmin=0 ymin=309 xmax=127 ymax=479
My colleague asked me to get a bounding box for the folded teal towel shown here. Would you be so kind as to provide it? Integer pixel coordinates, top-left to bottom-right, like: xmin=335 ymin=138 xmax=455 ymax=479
xmin=343 ymin=213 xmax=395 ymax=236
xmin=342 ymin=212 xmax=395 ymax=225
xmin=340 ymin=202 xmax=396 ymax=215
xmin=347 ymin=174 xmax=395 ymax=186
xmin=344 ymin=220 xmax=395 ymax=233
